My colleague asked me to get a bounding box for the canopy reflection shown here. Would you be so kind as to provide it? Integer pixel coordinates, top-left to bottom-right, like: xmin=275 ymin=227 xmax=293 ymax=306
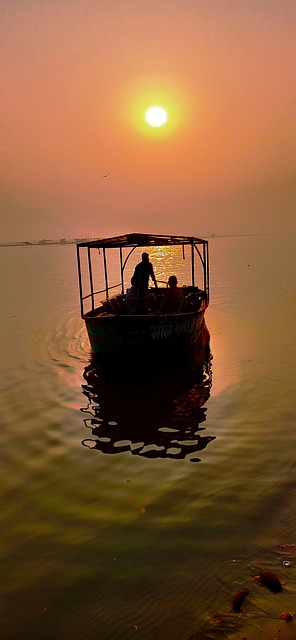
xmin=81 ymin=327 xmax=215 ymax=462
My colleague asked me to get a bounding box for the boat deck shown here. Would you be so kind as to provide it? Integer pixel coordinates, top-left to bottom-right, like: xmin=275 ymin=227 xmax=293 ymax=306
xmin=84 ymin=286 xmax=206 ymax=318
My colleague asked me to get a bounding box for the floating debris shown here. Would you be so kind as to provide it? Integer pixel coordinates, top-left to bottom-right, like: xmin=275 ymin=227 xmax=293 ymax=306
xmin=283 ymin=560 xmax=291 ymax=567
xmin=232 ymin=589 xmax=250 ymax=612
xmin=204 ymin=610 xmax=237 ymax=634
xmin=253 ymin=571 xmax=282 ymax=593
xmin=275 ymin=543 xmax=296 ymax=553
xmin=208 ymin=611 xmax=226 ymax=625
xmin=282 ymin=612 xmax=294 ymax=621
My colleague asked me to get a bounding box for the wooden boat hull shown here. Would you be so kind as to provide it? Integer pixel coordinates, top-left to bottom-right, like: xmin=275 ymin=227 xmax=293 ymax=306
xmin=84 ymin=308 xmax=206 ymax=361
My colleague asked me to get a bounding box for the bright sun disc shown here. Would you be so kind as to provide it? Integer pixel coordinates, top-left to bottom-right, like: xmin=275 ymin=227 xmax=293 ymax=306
xmin=145 ymin=106 xmax=167 ymax=127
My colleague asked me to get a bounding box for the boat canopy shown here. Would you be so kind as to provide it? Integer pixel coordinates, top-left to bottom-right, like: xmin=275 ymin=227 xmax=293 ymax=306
xmin=77 ymin=233 xmax=207 ymax=249
xmin=76 ymin=232 xmax=209 ymax=316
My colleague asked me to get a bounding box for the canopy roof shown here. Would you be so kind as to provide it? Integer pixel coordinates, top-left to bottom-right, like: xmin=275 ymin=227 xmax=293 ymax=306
xmin=77 ymin=233 xmax=207 ymax=249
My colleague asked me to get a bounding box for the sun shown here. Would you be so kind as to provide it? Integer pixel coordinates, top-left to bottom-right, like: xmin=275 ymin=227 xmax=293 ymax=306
xmin=125 ymin=83 xmax=185 ymax=137
xmin=145 ymin=106 xmax=167 ymax=127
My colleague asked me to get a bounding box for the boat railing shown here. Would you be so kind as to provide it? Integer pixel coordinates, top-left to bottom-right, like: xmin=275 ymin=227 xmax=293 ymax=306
xmin=80 ymin=282 xmax=123 ymax=314
xmin=90 ymin=288 xmax=205 ymax=318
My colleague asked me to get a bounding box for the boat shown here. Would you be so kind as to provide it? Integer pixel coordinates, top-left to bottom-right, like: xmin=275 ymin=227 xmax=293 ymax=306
xmin=76 ymin=233 xmax=210 ymax=366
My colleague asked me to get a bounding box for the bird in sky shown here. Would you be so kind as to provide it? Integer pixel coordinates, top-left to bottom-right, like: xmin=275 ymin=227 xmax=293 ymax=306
xmin=100 ymin=172 xmax=110 ymax=179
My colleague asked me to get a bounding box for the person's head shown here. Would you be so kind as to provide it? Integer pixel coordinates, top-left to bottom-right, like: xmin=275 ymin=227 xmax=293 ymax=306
xmin=168 ymin=275 xmax=178 ymax=287
xmin=142 ymin=252 xmax=149 ymax=262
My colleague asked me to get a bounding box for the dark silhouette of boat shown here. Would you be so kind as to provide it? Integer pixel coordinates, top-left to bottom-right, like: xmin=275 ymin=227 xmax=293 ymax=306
xmin=76 ymin=233 xmax=210 ymax=366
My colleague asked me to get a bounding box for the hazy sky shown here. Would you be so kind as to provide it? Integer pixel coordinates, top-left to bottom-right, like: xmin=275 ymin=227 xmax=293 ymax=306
xmin=1 ymin=0 xmax=295 ymax=241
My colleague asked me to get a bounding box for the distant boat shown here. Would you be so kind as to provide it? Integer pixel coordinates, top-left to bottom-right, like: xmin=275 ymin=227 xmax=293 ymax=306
xmin=76 ymin=233 xmax=210 ymax=368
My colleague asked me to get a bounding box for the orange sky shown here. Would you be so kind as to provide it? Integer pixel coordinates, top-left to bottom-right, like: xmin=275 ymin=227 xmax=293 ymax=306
xmin=1 ymin=0 xmax=295 ymax=241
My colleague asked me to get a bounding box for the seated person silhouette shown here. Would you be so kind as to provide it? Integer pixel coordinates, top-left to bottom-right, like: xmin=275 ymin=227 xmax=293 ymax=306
xmin=125 ymin=275 xmax=141 ymax=313
xmin=125 ymin=276 xmax=157 ymax=313
xmin=159 ymin=275 xmax=184 ymax=313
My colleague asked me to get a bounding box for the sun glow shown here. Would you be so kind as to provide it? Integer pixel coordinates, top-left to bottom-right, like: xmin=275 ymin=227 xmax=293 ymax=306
xmin=124 ymin=82 xmax=185 ymax=138
xmin=145 ymin=106 xmax=167 ymax=127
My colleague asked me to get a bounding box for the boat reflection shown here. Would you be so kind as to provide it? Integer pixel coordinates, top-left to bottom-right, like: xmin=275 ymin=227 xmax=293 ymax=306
xmin=81 ymin=328 xmax=215 ymax=462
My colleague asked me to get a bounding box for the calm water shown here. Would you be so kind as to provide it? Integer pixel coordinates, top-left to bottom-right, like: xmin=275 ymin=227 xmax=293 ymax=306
xmin=1 ymin=235 xmax=296 ymax=640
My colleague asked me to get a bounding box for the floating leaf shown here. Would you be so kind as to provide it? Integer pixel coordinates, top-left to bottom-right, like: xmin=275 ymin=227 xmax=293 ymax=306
xmin=253 ymin=571 xmax=282 ymax=593
xmin=232 ymin=589 xmax=250 ymax=612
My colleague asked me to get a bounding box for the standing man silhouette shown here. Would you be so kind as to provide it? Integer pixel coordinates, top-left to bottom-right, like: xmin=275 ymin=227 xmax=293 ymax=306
xmin=133 ymin=252 xmax=157 ymax=297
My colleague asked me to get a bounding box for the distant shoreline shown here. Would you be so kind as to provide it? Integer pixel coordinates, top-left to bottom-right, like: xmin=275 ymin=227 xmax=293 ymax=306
xmin=0 ymin=239 xmax=96 ymax=247
xmin=0 ymin=233 xmax=272 ymax=247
